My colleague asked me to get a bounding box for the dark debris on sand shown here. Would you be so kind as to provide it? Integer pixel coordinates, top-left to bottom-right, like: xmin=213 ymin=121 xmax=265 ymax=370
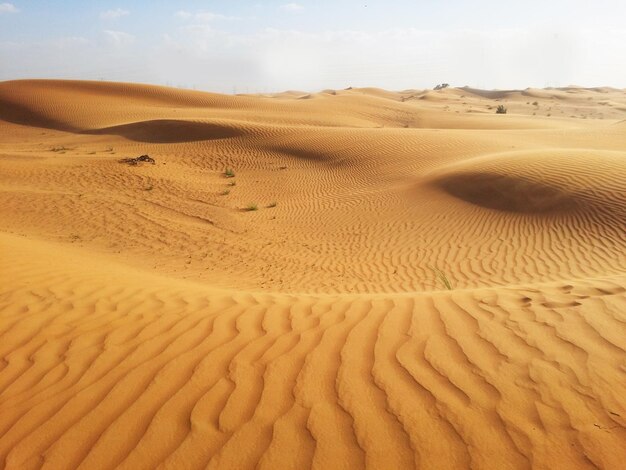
xmin=119 ymin=155 xmax=156 ymax=166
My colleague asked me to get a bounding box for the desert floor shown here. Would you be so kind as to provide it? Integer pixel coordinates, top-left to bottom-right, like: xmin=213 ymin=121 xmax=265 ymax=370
xmin=0 ymin=80 xmax=625 ymax=469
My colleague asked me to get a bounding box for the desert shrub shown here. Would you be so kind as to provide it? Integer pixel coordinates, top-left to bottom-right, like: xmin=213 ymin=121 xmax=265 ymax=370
xmin=429 ymin=266 xmax=453 ymax=290
xmin=224 ymin=168 xmax=235 ymax=178
xmin=434 ymin=83 xmax=449 ymax=90
xmin=496 ymin=105 xmax=507 ymax=114
xmin=267 ymin=201 xmax=277 ymax=208
xmin=245 ymin=203 xmax=258 ymax=211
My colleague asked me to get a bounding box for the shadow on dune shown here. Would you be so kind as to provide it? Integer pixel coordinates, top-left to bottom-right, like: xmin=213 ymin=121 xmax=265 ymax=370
xmin=0 ymin=94 xmax=242 ymax=143
xmin=0 ymin=98 xmax=79 ymax=132
xmin=84 ymin=119 xmax=243 ymax=143
xmin=459 ymin=87 xmax=518 ymax=100
xmin=433 ymin=172 xmax=580 ymax=213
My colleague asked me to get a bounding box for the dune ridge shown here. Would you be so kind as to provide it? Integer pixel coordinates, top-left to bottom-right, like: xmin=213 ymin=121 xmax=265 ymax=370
xmin=1 ymin=80 xmax=625 ymax=469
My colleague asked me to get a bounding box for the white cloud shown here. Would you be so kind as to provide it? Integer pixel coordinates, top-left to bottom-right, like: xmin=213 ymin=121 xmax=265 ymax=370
xmin=100 ymin=8 xmax=130 ymax=20
xmin=49 ymin=36 xmax=90 ymax=48
xmin=175 ymin=10 xmax=192 ymax=20
xmin=175 ymin=10 xmax=239 ymax=22
xmin=195 ymin=11 xmax=229 ymax=22
xmin=2 ymin=25 xmax=626 ymax=93
xmin=280 ymin=3 xmax=304 ymax=11
xmin=156 ymin=26 xmax=626 ymax=92
xmin=0 ymin=3 xmax=18 ymax=14
xmin=103 ymin=30 xmax=135 ymax=46
xmin=0 ymin=36 xmax=88 ymax=52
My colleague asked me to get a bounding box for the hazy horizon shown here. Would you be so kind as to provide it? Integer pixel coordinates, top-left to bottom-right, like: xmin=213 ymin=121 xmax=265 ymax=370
xmin=1 ymin=0 xmax=626 ymax=93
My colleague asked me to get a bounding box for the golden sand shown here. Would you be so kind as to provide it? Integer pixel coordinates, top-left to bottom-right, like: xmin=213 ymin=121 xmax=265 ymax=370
xmin=1 ymin=80 xmax=625 ymax=469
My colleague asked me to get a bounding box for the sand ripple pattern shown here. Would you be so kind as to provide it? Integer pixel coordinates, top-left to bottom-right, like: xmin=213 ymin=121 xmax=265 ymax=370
xmin=1 ymin=81 xmax=626 ymax=469
xmin=1 ymin=236 xmax=625 ymax=470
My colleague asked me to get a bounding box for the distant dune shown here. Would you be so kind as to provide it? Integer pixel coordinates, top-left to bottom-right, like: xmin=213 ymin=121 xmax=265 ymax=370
xmin=1 ymin=80 xmax=625 ymax=469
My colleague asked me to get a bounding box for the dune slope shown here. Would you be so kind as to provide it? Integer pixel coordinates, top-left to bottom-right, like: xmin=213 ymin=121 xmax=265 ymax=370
xmin=1 ymin=80 xmax=625 ymax=469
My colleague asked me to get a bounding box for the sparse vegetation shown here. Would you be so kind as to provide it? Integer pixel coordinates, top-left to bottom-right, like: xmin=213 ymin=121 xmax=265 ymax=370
xmin=227 ymin=181 xmax=236 ymax=186
xmin=50 ymin=146 xmax=70 ymax=152
xmin=429 ymin=266 xmax=453 ymax=290
xmin=434 ymin=83 xmax=449 ymax=90
xmin=267 ymin=201 xmax=277 ymax=208
xmin=496 ymin=105 xmax=507 ymax=114
xmin=119 ymin=155 xmax=156 ymax=166
xmin=532 ymin=101 xmax=539 ymax=106
xmin=143 ymin=184 xmax=154 ymax=191
xmin=245 ymin=203 xmax=258 ymax=211
xmin=220 ymin=189 xmax=230 ymax=196
xmin=224 ymin=168 xmax=235 ymax=178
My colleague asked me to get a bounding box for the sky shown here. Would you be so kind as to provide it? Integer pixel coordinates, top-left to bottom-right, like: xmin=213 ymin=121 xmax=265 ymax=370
xmin=1 ymin=1 xmax=626 ymax=93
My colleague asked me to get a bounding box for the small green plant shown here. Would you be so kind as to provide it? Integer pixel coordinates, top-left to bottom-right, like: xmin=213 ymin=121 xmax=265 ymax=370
xmin=245 ymin=203 xmax=258 ymax=211
xmin=224 ymin=168 xmax=235 ymax=178
xmin=429 ymin=266 xmax=453 ymax=290
xmin=267 ymin=201 xmax=277 ymax=208
xmin=220 ymin=189 xmax=230 ymax=196
xmin=496 ymin=105 xmax=507 ymax=114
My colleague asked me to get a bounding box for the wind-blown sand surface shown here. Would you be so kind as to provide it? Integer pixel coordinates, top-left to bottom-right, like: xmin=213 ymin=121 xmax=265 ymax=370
xmin=0 ymin=80 xmax=625 ymax=469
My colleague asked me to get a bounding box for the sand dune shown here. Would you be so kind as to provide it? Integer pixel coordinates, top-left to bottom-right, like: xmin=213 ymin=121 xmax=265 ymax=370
xmin=85 ymin=120 xmax=245 ymax=143
xmin=1 ymin=80 xmax=625 ymax=469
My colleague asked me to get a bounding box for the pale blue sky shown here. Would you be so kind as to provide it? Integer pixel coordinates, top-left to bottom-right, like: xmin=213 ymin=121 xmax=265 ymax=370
xmin=1 ymin=1 xmax=625 ymax=92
